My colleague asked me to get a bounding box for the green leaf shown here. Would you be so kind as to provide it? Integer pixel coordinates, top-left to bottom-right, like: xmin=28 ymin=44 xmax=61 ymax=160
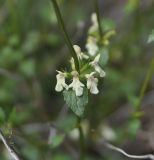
xmin=49 ymin=134 xmax=65 ymax=149
xmin=63 ymin=89 xmax=88 ymax=117
xmin=127 ymin=118 xmax=140 ymax=138
xmin=148 ymin=29 xmax=154 ymax=43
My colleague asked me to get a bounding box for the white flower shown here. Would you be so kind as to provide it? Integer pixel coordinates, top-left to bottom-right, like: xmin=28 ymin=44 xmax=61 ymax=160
xmin=69 ymin=71 xmax=84 ymax=96
xmin=55 ymin=71 xmax=68 ymax=92
xmin=86 ymin=72 xmax=99 ymax=94
xmin=90 ymin=54 xmax=106 ymax=77
xmin=89 ymin=13 xmax=98 ymax=33
xmin=86 ymin=37 xmax=98 ymax=56
xmin=73 ymin=45 xmax=89 ymax=60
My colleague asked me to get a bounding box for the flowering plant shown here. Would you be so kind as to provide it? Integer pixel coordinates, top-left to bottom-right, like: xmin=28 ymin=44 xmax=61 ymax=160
xmin=54 ymin=12 xmax=115 ymax=117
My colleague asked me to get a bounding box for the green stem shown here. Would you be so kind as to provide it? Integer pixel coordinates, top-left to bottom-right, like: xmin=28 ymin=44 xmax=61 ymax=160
xmin=93 ymin=0 xmax=103 ymax=39
xmin=77 ymin=117 xmax=85 ymax=160
xmin=51 ymin=0 xmax=80 ymax=72
xmin=136 ymin=57 xmax=154 ymax=110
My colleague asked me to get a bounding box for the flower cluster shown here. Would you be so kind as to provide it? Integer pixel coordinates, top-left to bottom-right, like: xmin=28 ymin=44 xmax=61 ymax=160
xmin=55 ymin=13 xmax=106 ymax=97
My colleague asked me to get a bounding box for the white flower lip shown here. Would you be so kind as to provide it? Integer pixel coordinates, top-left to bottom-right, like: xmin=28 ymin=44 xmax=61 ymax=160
xmin=90 ymin=54 xmax=106 ymax=77
xmin=69 ymin=71 xmax=84 ymax=96
xmin=73 ymin=45 xmax=89 ymax=60
xmin=55 ymin=71 xmax=68 ymax=92
xmin=86 ymin=72 xmax=99 ymax=94
xmin=86 ymin=37 xmax=98 ymax=56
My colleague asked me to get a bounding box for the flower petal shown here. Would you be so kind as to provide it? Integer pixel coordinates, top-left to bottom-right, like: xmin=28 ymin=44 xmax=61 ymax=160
xmin=94 ymin=65 xmax=106 ymax=77
xmin=55 ymin=83 xmax=63 ymax=92
xmin=86 ymin=73 xmax=99 ymax=94
xmin=55 ymin=71 xmax=68 ymax=92
xmin=90 ymin=84 xmax=99 ymax=94
xmin=73 ymin=45 xmax=89 ymax=60
xmin=75 ymin=86 xmax=84 ymax=97
xmin=94 ymin=54 xmax=100 ymax=63
xmin=69 ymin=71 xmax=84 ymax=96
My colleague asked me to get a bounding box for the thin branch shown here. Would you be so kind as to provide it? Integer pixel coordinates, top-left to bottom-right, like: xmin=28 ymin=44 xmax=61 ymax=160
xmin=106 ymin=143 xmax=154 ymax=160
xmin=0 ymin=129 xmax=20 ymax=160
xmin=93 ymin=0 xmax=103 ymax=39
xmin=50 ymin=0 xmax=80 ymax=73
xmin=136 ymin=57 xmax=154 ymax=110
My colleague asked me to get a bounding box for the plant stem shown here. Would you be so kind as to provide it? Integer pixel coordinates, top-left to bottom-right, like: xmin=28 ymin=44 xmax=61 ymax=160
xmin=93 ymin=0 xmax=103 ymax=39
xmin=77 ymin=117 xmax=85 ymax=160
xmin=50 ymin=0 xmax=80 ymax=72
xmin=136 ymin=57 xmax=154 ymax=110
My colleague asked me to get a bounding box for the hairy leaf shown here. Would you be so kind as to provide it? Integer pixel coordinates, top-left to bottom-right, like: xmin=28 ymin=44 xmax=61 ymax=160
xmin=63 ymin=89 xmax=88 ymax=117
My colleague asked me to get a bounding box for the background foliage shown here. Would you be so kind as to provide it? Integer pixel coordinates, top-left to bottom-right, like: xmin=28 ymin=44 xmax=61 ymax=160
xmin=0 ymin=0 xmax=154 ymax=159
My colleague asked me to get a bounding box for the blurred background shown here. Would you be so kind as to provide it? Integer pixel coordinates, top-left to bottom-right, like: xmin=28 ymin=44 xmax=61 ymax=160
xmin=0 ymin=0 xmax=154 ymax=159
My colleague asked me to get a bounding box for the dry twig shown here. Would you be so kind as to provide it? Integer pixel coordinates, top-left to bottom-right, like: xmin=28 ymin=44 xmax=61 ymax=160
xmin=106 ymin=143 xmax=154 ymax=160
xmin=0 ymin=129 xmax=20 ymax=160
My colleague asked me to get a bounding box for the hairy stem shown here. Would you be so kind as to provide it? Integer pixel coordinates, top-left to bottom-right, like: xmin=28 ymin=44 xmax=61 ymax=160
xmin=94 ymin=0 xmax=103 ymax=39
xmin=77 ymin=117 xmax=85 ymax=160
xmin=51 ymin=0 xmax=80 ymax=72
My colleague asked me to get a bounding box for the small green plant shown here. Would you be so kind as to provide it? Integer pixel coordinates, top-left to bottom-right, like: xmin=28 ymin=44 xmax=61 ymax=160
xmin=51 ymin=0 xmax=115 ymax=159
xmin=52 ymin=0 xmax=115 ymax=117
